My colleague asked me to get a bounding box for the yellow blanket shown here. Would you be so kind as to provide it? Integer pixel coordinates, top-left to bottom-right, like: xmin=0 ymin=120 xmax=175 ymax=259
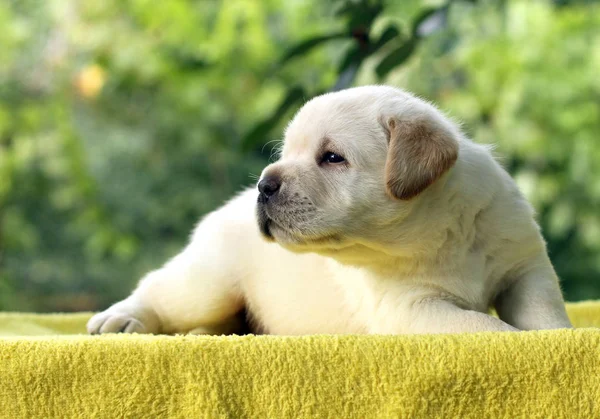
xmin=1 ymin=302 xmax=599 ymax=418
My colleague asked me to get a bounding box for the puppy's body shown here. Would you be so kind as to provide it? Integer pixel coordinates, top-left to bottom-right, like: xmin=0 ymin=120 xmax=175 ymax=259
xmin=88 ymin=86 xmax=571 ymax=335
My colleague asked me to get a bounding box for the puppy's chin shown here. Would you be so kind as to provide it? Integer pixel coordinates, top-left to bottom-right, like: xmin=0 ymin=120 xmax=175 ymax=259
xmin=266 ymin=223 xmax=349 ymax=255
xmin=256 ymin=216 xmax=307 ymax=248
xmin=256 ymin=201 xmax=348 ymax=252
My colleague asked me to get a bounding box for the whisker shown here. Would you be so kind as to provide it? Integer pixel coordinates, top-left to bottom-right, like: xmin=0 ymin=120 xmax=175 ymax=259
xmin=261 ymin=139 xmax=282 ymax=155
xmin=269 ymin=142 xmax=284 ymax=162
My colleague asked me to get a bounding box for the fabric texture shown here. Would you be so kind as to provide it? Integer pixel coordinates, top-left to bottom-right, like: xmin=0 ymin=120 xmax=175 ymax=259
xmin=0 ymin=301 xmax=599 ymax=418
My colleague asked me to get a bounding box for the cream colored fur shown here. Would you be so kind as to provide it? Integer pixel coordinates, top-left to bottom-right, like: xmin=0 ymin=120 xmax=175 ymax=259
xmin=88 ymin=86 xmax=572 ymax=335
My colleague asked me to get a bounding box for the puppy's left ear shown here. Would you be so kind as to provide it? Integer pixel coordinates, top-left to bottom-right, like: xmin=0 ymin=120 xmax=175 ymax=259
xmin=384 ymin=117 xmax=459 ymax=200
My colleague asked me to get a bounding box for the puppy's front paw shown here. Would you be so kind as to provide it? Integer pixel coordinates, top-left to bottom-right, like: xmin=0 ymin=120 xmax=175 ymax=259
xmin=86 ymin=311 xmax=147 ymax=334
xmin=87 ymin=299 xmax=161 ymax=335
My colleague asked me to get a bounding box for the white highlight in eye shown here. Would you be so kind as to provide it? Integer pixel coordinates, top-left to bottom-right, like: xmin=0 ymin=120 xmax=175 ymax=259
xmin=321 ymin=152 xmax=346 ymax=164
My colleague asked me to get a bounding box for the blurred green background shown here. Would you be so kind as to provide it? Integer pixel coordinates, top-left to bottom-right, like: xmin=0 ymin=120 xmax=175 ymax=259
xmin=1 ymin=0 xmax=599 ymax=312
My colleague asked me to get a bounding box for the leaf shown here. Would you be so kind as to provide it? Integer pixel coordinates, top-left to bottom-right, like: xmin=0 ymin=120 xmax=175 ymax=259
xmin=161 ymin=48 xmax=212 ymax=71
xmin=337 ymin=44 xmax=362 ymax=73
xmin=332 ymin=23 xmax=401 ymax=90
xmin=242 ymin=87 xmax=305 ymax=151
xmin=412 ymin=6 xmax=448 ymax=38
xmin=375 ymin=38 xmax=417 ymax=78
xmin=279 ymin=32 xmax=348 ymax=66
xmin=333 ymin=0 xmax=353 ymax=17
xmin=371 ymin=25 xmax=401 ymax=52
xmin=332 ymin=60 xmax=360 ymax=91
xmin=345 ymin=1 xmax=384 ymax=31
xmin=333 ymin=42 xmax=369 ymax=89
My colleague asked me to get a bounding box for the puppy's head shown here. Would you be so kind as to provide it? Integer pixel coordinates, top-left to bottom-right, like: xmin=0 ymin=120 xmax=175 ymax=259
xmin=256 ymin=86 xmax=459 ymax=255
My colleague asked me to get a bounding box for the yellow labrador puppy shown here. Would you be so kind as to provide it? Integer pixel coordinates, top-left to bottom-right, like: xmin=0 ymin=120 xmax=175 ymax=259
xmin=88 ymin=86 xmax=572 ymax=335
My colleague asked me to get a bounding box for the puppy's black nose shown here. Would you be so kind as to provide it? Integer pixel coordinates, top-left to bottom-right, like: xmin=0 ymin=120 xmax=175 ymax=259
xmin=258 ymin=176 xmax=281 ymax=199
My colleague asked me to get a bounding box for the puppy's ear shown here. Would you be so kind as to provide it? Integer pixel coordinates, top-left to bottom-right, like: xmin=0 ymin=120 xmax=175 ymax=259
xmin=384 ymin=117 xmax=458 ymax=200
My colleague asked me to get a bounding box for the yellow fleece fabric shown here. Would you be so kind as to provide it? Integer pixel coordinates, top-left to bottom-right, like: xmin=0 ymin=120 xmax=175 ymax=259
xmin=1 ymin=301 xmax=599 ymax=418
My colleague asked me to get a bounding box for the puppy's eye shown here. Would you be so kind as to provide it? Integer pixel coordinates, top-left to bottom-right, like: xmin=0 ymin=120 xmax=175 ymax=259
xmin=321 ymin=152 xmax=345 ymax=164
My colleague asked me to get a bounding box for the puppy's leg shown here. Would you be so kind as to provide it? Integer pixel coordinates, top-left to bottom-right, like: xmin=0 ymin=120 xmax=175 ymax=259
xmin=87 ymin=199 xmax=252 ymax=335
xmin=372 ymin=298 xmax=518 ymax=334
xmin=494 ymin=254 xmax=572 ymax=330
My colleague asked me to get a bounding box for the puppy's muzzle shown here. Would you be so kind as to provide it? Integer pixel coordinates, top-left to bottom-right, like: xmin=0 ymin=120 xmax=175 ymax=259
xmin=256 ymin=175 xmax=282 ymax=240
xmin=258 ymin=175 xmax=281 ymax=203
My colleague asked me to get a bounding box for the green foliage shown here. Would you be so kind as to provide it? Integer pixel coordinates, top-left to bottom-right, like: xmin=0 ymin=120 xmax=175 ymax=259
xmin=0 ymin=0 xmax=599 ymax=312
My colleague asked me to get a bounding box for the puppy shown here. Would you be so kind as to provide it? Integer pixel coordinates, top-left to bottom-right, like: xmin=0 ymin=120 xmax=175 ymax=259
xmin=88 ymin=85 xmax=572 ymax=335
